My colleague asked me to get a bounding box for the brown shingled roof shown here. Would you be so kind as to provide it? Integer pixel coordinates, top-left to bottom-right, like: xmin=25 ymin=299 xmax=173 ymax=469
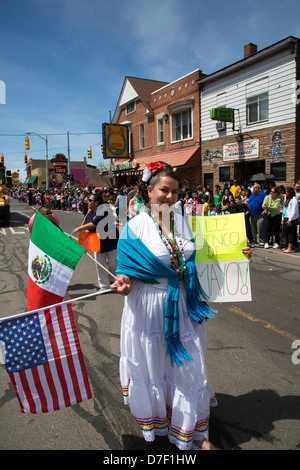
xmin=126 ymin=76 xmax=169 ymax=109
xmin=113 ymin=76 xmax=169 ymax=122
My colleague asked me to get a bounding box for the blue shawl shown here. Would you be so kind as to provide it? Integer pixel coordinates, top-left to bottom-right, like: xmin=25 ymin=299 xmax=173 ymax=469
xmin=115 ymin=218 xmax=215 ymax=366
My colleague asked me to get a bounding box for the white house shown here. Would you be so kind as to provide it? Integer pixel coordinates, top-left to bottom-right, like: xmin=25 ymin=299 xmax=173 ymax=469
xmin=198 ymin=36 xmax=300 ymax=187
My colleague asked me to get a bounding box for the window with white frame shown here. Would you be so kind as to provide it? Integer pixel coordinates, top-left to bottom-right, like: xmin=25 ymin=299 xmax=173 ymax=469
xmin=247 ymin=92 xmax=269 ymax=124
xmin=157 ymin=118 xmax=164 ymax=144
xmin=126 ymin=101 xmax=136 ymax=115
xmin=171 ymin=108 xmax=192 ymax=142
xmin=139 ymin=124 xmax=145 ymax=148
xmin=246 ymin=78 xmax=269 ymax=125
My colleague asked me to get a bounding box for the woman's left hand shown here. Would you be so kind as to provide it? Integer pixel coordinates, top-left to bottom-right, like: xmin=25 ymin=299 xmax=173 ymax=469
xmin=110 ymin=274 xmax=132 ymax=295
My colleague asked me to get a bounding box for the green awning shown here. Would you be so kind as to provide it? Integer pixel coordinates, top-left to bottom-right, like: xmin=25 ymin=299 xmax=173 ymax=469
xmin=24 ymin=176 xmax=37 ymax=184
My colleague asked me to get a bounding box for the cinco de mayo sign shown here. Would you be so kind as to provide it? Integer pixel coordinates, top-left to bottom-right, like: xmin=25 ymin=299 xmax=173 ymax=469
xmin=189 ymin=213 xmax=252 ymax=302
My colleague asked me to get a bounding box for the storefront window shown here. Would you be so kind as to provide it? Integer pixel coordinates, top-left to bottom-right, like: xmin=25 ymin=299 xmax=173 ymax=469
xmin=219 ymin=166 xmax=230 ymax=182
xmin=270 ymin=162 xmax=286 ymax=181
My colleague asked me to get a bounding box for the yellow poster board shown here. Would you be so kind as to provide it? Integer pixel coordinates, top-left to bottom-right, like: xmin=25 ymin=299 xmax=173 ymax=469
xmin=190 ymin=213 xmax=249 ymax=262
xmin=189 ymin=214 xmax=251 ymax=302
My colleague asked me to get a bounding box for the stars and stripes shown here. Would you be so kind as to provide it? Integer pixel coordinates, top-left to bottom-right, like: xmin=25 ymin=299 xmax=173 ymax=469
xmin=0 ymin=302 xmax=91 ymax=414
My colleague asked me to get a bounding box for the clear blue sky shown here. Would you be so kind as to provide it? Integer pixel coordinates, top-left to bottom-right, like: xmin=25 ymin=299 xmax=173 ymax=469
xmin=1 ymin=0 xmax=299 ymax=180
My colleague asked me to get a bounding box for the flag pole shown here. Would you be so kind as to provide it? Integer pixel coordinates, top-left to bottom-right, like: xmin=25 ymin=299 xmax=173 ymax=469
xmin=0 ymin=289 xmax=112 ymax=322
xmin=85 ymin=251 xmax=118 ymax=281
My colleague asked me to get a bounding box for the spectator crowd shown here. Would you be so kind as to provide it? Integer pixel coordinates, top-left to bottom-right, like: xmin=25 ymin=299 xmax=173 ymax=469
xmin=9 ymin=178 xmax=300 ymax=252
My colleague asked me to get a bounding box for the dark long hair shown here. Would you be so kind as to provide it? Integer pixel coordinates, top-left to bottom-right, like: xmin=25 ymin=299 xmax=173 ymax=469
xmin=284 ymin=187 xmax=295 ymax=206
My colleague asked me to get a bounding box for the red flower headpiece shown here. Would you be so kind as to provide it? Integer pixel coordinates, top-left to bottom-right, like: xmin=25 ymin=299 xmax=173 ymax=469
xmin=142 ymin=161 xmax=167 ymax=182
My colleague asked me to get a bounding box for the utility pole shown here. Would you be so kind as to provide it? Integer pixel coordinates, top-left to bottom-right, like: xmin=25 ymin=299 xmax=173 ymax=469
xmin=26 ymin=132 xmax=49 ymax=190
xmin=67 ymin=131 xmax=71 ymax=189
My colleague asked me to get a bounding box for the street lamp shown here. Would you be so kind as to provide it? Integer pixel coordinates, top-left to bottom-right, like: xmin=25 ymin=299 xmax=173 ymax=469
xmin=26 ymin=132 xmax=49 ymax=190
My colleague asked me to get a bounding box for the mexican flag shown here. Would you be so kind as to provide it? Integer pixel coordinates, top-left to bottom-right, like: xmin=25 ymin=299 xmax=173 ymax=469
xmin=26 ymin=211 xmax=86 ymax=311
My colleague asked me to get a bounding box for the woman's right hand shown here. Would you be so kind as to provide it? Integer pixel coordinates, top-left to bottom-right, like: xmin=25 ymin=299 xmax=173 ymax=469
xmin=110 ymin=274 xmax=132 ymax=295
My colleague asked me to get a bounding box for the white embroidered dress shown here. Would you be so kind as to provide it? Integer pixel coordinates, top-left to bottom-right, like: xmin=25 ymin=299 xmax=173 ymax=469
xmin=119 ymin=212 xmax=217 ymax=450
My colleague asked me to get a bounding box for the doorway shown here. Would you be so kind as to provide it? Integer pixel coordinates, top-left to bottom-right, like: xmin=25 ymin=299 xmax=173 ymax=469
xmin=204 ymin=173 xmax=214 ymax=189
xmin=234 ymin=160 xmax=265 ymax=185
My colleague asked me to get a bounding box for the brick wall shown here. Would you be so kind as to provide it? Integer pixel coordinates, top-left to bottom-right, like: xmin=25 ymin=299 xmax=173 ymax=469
xmin=201 ymin=123 xmax=297 ymax=187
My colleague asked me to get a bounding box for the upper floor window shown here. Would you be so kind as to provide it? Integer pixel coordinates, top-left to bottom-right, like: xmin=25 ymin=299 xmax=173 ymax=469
xmin=139 ymin=124 xmax=145 ymax=148
xmin=171 ymin=108 xmax=192 ymax=142
xmin=247 ymin=92 xmax=268 ymax=124
xmin=157 ymin=118 xmax=164 ymax=144
xmin=126 ymin=101 xmax=136 ymax=115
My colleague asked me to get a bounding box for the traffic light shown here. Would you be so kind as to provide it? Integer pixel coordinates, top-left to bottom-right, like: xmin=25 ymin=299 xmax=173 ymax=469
xmin=88 ymin=148 xmax=92 ymax=159
xmin=24 ymin=154 xmax=28 ymax=164
xmin=25 ymin=136 xmax=30 ymax=150
xmin=6 ymin=170 xmax=12 ymax=186
xmin=1 ymin=155 xmax=4 ymax=164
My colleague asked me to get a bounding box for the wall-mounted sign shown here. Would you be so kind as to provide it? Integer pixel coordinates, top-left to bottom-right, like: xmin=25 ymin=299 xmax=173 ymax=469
xmin=102 ymin=123 xmax=129 ymax=159
xmin=55 ymin=166 xmax=67 ymax=174
xmin=210 ymin=108 xmax=235 ymax=122
xmin=99 ymin=160 xmax=138 ymax=173
xmin=223 ymin=140 xmax=259 ymax=161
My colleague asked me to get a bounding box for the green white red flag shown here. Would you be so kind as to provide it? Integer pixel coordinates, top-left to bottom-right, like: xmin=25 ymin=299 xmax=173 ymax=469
xmin=26 ymin=211 xmax=86 ymax=311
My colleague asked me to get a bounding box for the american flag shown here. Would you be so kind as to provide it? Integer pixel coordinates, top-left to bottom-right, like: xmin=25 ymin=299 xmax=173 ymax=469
xmin=0 ymin=302 xmax=92 ymax=414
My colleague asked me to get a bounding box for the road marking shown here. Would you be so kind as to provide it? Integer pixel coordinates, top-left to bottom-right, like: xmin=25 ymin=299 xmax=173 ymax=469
xmin=229 ymin=306 xmax=299 ymax=341
xmin=0 ymin=227 xmax=28 ymax=235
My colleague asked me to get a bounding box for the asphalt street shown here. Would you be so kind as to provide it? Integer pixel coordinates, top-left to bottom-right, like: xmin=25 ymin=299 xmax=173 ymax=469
xmin=0 ymin=198 xmax=299 ymax=452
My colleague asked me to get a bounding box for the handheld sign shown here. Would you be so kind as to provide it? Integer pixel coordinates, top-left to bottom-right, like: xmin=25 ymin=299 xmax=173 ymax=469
xmin=189 ymin=213 xmax=252 ymax=302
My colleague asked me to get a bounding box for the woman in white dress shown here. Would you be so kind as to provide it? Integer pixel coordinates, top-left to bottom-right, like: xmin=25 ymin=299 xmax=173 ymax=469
xmin=112 ymin=162 xmax=250 ymax=450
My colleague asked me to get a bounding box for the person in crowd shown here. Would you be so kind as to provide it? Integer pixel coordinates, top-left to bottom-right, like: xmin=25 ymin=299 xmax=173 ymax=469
xmin=230 ymin=180 xmax=241 ymax=199
xmin=295 ymin=182 xmax=300 ymax=239
xmin=28 ymin=206 xmax=61 ymax=232
xmin=202 ymin=194 xmax=209 ymax=216
xmin=27 ymin=189 xmax=33 ymax=206
xmin=241 ymin=188 xmax=248 ymax=204
xmin=235 ymin=195 xmax=253 ymax=245
xmin=71 ymin=192 xmax=118 ymax=291
xmin=262 ymin=187 xmax=281 ymax=249
xmin=208 ymin=202 xmax=216 ymax=216
xmin=174 ymin=189 xmax=185 ymax=215
xmin=128 ymin=185 xmax=145 ymax=218
xmin=214 ymin=185 xmax=223 ymax=209
xmin=282 ymin=187 xmax=299 ymax=253
xmin=110 ymin=162 xmax=251 ymax=451
xmin=248 ymin=183 xmax=265 ymax=246
xmin=204 ymin=185 xmax=213 ymax=202
xmin=221 ymin=187 xmax=232 ymax=213
xmin=227 ymin=194 xmax=239 ymax=213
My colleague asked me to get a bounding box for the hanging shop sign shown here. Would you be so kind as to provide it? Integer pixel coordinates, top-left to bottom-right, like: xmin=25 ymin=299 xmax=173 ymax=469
xmin=210 ymin=108 xmax=235 ymax=122
xmin=99 ymin=160 xmax=139 ymax=174
xmin=223 ymin=139 xmax=259 ymax=161
xmin=102 ymin=123 xmax=129 ymax=159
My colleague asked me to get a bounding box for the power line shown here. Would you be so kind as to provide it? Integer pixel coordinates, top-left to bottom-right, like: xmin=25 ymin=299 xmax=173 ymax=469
xmin=0 ymin=132 xmax=102 ymax=136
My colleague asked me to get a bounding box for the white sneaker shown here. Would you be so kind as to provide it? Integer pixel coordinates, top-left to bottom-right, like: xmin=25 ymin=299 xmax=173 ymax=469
xmin=259 ymin=242 xmax=264 ymax=246
xmin=250 ymin=243 xmax=255 ymax=248
xmin=273 ymin=243 xmax=279 ymax=249
xmin=264 ymin=243 xmax=270 ymax=248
